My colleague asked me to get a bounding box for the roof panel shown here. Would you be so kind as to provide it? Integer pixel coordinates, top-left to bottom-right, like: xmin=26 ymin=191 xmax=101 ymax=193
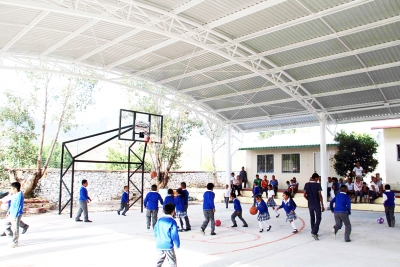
xmin=226 ymin=76 xmax=272 ymax=92
xmin=119 ymin=52 xmax=167 ymax=71
xmin=92 ymin=43 xmax=142 ymax=65
xmin=245 ymin=88 xmax=291 ymax=104
xmin=0 ymin=4 xmax=42 ymax=24
xmin=204 ymin=95 xmax=248 ymax=110
xmin=323 ymin=0 xmax=400 ymax=32
xmin=220 ymin=106 xmax=268 ymax=120
xmin=50 ymin=34 xmax=108 ymax=59
xmin=369 ymin=66 xmax=400 ymax=84
xmin=302 ymin=73 xmax=374 ymax=94
xmin=261 ymin=101 xmax=307 ymax=116
xmin=0 ymin=24 xmax=24 ymax=48
xmin=119 ymin=31 xmax=170 ymax=49
xmin=204 ymin=64 xmax=251 ymax=81
xmin=300 ymin=0 xmax=353 ymax=12
xmin=241 ymin=19 xmax=333 ymax=53
xmin=285 ymin=56 xmax=364 ymax=80
xmin=381 ymin=85 xmax=400 ymax=101
xmin=214 ymin=0 xmax=309 ymax=39
xmin=358 ymin=45 xmax=400 ymax=67
xmin=165 ymin=74 xmax=215 ymax=90
xmin=333 ymin=107 xmax=393 ymax=121
xmin=180 ymin=52 xmax=229 ymax=70
xmin=144 ymin=62 xmax=193 ymax=81
xmin=266 ymin=39 xmax=348 ymax=67
xmin=37 ymin=12 xmax=91 ymax=32
xmin=153 ymin=42 xmax=199 ymax=60
xmin=186 ymin=85 xmax=235 ymax=100
xmin=317 ymin=90 xmax=386 ymax=108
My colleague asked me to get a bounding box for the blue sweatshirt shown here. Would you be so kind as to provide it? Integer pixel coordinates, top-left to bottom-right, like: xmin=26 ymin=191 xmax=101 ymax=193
xmin=182 ymin=189 xmax=189 ymax=206
xmin=203 ymin=190 xmax=215 ymax=210
xmin=121 ymin=191 xmax=128 ymax=203
xmin=163 ymin=195 xmax=175 ymax=209
xmin=330 ymin=192 xmax=351 ymax=214
xmin=278 ymin=199 xmax=296 ymax=214
xmin=144 ymin=191 xmax=163 ymax=210
xmin=174 ymin=196 xmax=185 ymax=212
xmin=8 ymin=191 xmax=24 ymax=219
xmin=383 ymin=191 xmax=395 ymax=207
xmin=79 ymin=186 xmax=90 ymax=201
xmin=256 ymin=199 xmax=268 ymax=214
xmin=233 ymin=198 xmax=242 ymax=211
xmin=154 ymin=215 xmax=180 ymax=250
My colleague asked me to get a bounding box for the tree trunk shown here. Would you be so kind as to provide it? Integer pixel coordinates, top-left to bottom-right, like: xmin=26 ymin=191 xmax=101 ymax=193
xmin=7 ymin=169 xmax=42 ymax=198
xmin=211 ymin=147 xmax=218 ymax=185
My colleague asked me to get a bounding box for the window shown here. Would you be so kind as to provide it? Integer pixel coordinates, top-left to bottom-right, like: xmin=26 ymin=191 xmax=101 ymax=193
xmin=282 ymin=154 xmax=300 ymax=173
xmin=397 ymin=145 xmax=400 ymax=161
xmin=257 ymin=154 xmax=274 ymax=173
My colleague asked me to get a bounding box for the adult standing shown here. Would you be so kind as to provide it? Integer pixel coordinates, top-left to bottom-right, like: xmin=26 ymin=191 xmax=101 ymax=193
xmin=252 ymin=174 xmax=262 ymax=193
xmin=303 ymin=173 xmax=325 ymax=241
xmin=239 ymin=167 xmax=248 ymax=188
xmin=270 ymin=175 xmax=279 ymax=197
xmin=352 ymin=162 xmax=365 ymax=180
xmin=261 ymin=175 xmax=269 ymax=197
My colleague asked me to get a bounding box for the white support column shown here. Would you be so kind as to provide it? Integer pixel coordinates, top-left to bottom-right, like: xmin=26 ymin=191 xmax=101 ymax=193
xmin=319 ymin=113 xmax=328 ymax=207
xmin=226 ymin=124 xmax=232 ymax=188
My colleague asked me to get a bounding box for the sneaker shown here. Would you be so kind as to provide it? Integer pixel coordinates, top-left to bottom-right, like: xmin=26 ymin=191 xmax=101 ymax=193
xmin=84 ymin=220 xmax=92 ymax=222
xmin=292 ymin=229 xmax=298 ymax=234
xmin=276 ymin=214 xmax=280 ymax=218
xmin=267 ymin=225 xmax=272 ymax=231
xmin=147 ymin=226 xmax=150 ymax=230
xmin=22 ymin=225 xmax=29 ymax=234
xmin=312 ymin=234 xmax=319 ymax=241
xmin=332 ymin=227 xmax=336 ymax=239
xmin=200 ymin=228 xmax=205 ymax=235
xmin=243 ymin=225 xmax=248 ymax=227
xmin=117 ymin=211 xmax=120 ymax=215
xmin=231 ymin=225 xmax=237 ymax=228
xmin=8 ymin=243 xmax=18 ymax=248
xmin=259 ymin=229 xmax=264 ymax=233
xmin=185 ymin=228 xmax=191 ymax=231
xmin=345 ymin=239 xmax=351 ymax=242
xmin=178 ymin=229 xmax=184 ymax=232
xmin=75 ymin=219 xmax=83 ymax=222
xmin=0 ymin=233 xmax=6 ymax=237
xmin=122 ymin=214 xmax=126 ymax=216
xmin=210 ymin=232 xmax=217 ymax=235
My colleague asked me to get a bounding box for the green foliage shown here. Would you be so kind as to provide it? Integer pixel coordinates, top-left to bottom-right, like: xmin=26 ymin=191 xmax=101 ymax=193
xmin=0 ymin=90 xmax=38 ymax=168
xmin=41 ymin=141 xmax=72 ymax=168
xmin=333 ymin=130 xmax=379 ymax=177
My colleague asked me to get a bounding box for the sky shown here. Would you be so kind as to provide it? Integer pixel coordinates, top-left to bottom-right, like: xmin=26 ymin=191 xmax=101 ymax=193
xmin=1 ymin=68 xmax=399 ymax=172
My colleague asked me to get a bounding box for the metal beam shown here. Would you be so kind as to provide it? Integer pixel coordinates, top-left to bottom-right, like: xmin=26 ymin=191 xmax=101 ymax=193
xmin=41 ymin=19 xmax=99 ymax=56
xmin=198 ymin=84 xmax=278 ymax=102
xmin=173 ymin=0 xmax=205 ymax=14
xmin=204 ymin=0 xmax=287 ymax=29
xmin=158 ymin=61 xmax=236 ymax=84
xmin=214 ymin=98 xmax=295 ymax=112
xmin=1 ymin=10 xmax=49 ymax=51
xmin=235 ymin=0 xmax=373 ymax=43
xmin=75 ymin=28 xmax=143 ymax=62
xmin=260 ymin=15 xmax=400 ymax=57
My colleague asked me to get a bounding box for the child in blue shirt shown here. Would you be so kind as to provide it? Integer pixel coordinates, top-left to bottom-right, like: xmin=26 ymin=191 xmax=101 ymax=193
xmin=201 ymin=183 xmax=216 ymax=236
xmin=180 ymin=182 xmax=191 ymax=231
xmin=330 ymin=185 xmax=351 ymax=242
xmin=255 ymin=195 xmax=271 ymax=233
xmin=174 ymin=188 xmax=188 ymax=231
xmin=144 ymin=184 xmax=164 ymax=230
xmin=383 ymin=184 xmax=396 ymax=228
xmin=75 ymin=179 xmax=92 ymax=222
xmin=4 ymin=182 xmax=24 ymax=248
xmin=163 ymin=189 xmax=175 ymax=210
xmin=154 ymin=203 xmax=180 ymax=267
xmin=276 ymin=191 xmax=298 ymax=233
xmin=230 ymin=192 xmax=248 ymax=228
xmin=117 ymin=185 xmax=129 ymax=216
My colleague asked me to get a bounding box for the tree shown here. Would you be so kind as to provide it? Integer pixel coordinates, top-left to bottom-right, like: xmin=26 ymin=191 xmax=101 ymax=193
xmin=128 ymin=88 xmax=201 ymax=188
xmin=199 ymin=119 xmax=225 ymax=184
xmin=333 ymin=130 xmax=379 ymax=177
xmin=6 ymin=68 xmax=98 ymax=197
xmin=0 ymin=90 xmax=38 ymax=169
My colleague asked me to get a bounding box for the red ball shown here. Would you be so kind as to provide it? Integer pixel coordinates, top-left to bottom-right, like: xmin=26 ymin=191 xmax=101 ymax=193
xmin=150 ymin=171 xmax=157 ymax=178
xmin=250 ymin=206 xmax=258 ymax=215
xmin=215 ymin=220 xmax=221 ymax=226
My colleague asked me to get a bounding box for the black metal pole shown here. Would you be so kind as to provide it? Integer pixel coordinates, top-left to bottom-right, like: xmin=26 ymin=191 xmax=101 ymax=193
xmin=59 ymin=143 xmax=65 ymax=215
xmin=127 ymin=142 xmax=131 ymax=213
xmin=141 ymin=142 xmax=147 ymax=213
xmin=70 ymin=160 xmax=75 ymax=218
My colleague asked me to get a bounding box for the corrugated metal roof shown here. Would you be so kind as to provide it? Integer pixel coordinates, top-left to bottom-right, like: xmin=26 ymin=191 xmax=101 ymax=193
xmin=1 ymin=0 xmax=400 ymax=133
xmin=240 ymin=133 xmax=338 ymax=150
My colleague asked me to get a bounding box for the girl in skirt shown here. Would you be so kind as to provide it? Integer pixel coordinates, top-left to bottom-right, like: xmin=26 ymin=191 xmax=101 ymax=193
xmin=267 ymin=184 xmax=280 ymax=218
xmin=276 ymin=191 xmax=298 ymax=233
xmin=174 ymin=188 xmax=187 ymax=231
xmin=255 ymin=195 xmax=271 ymax=233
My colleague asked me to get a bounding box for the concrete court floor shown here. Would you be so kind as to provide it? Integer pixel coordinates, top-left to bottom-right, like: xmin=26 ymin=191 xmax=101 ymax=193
xmin=0 ymin=203 xmax=398 ymax=267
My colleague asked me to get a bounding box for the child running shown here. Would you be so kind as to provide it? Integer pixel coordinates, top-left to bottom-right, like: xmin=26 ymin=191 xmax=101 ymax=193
xmin=266 ymin=185 xmax=280 ymax=218
xmin=144 ymin=184 xmax=164 ymax=230
xmin=276 ymin=191 xmax=298 ymax=233
xmin=154 ymin=203 xmax=180 ymax=267
xmin=117 ymin=185 xmax=129 ymax=216
xmin=383 ymin=184 xmax=396 ymax=227
xmin=174 ymin=188 xmax=188 ymax=231
xmin=330 ymin=185 xmax=351 ymax=242
xmin=201 ymin=183 xmax=216 ymax=236
xmin=163 ymin=189 xmax=175 ymax=210
xmin=255 ymin=195 xmax=271 ymax=233
xmin=230 ymin=192 xmax=248 ymax=228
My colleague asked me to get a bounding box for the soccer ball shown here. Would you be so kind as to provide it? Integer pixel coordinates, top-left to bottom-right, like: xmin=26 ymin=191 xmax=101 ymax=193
xmin=215 ymin=220 xmax=221 ymax=226
xmin=377 ymin=217 xmax=384 ymax=224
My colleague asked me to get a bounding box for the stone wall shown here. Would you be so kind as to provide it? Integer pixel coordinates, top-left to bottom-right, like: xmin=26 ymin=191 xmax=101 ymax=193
xmin=0 ymin=169 xmax=237 ymax=205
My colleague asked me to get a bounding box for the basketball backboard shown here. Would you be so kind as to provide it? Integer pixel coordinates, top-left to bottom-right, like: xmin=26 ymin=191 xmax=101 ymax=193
xmin=118 ymin=109 xmax=163 ymax=143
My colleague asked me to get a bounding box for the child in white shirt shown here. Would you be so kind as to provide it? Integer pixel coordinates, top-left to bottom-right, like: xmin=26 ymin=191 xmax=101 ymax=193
xmin=224 ymin=184 xmax=230 ymax=209
xmin=266 ymin=185 xmax=280 ymax=218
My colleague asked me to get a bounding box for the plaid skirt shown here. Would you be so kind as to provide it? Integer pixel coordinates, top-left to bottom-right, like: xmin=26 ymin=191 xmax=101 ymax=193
xmin=285 ymin=212 xmax=297 ymax=222
xmin=257 ymin=212 xmax=270 ymax=222
xmin=175 ymin=211 xmax=187 ymax=218
xmin=266 ymin=199 xmax=276 ymax=207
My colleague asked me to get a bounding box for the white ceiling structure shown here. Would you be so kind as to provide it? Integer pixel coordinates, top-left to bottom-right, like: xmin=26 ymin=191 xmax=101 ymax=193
xmin=1 ymin=0 xmax=400 ymax=133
